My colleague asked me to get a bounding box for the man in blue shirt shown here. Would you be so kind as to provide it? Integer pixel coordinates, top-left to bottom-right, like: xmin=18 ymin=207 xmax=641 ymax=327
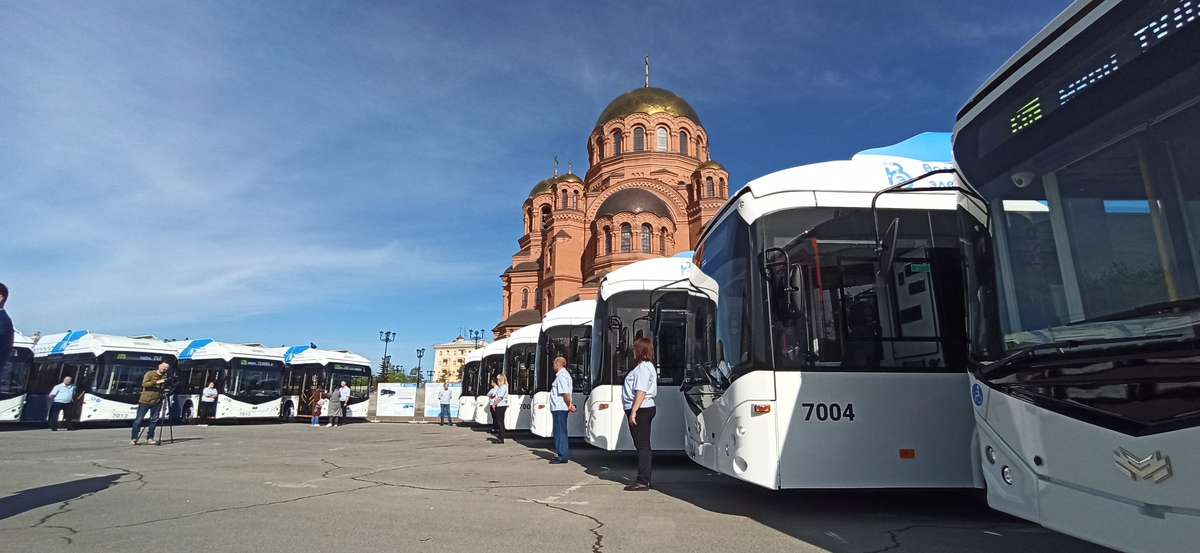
xmin=549 ymin=356 xmax=576 ymax=464
xmin=437 ymin=382 xmax=454 ymax=426
xmin=0 ymin=283 xmax=13 ymax=375
xmin=48 ymin=375 xmax=77 ymax=431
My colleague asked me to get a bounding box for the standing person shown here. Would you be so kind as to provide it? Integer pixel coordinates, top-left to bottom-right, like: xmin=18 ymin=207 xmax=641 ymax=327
xmin=622 ymin=338 xmax=658 ymax=491
xmin=311 ymin=389 xmax=325 ymax=427
xmin=338 ymin=380 xmax=351 ymax=421
xmin=47 ymin=375 xmax=76 ymax=431
xmin=437 ymin=382 xmax=453 ymax=426
xmin=0 ymin=283 xmax=13 ymax=374
xmin=326 ymin=387 xmax=342 ymax=427
xmin=131 ymin=362 xmax=169 ymax=445
xmin=198 ymin=381 xmax=218 ymax=426
xmin=482 ymin=376 xmax=496 ymax=434
xmin=548 ymin=356 xmax=576 ymax=464
xmin=490 ymin=374 xmax=509 ymax=443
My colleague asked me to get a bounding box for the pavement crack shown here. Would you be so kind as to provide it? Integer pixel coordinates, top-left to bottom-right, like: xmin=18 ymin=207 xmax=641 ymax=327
xmin=91 ymin=461 xmax=148 ymax=489
xmin=533 ymin=501 xmax=605 ymax=553
xmin=861 ymin=523 xmax=1026 ymax=553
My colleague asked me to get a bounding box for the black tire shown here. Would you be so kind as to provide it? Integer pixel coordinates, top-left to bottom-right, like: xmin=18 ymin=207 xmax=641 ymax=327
xmin=181 ymin=402 xmax=195 ymax=425
xmin=281 ymin=402 xmax=294 ymax=423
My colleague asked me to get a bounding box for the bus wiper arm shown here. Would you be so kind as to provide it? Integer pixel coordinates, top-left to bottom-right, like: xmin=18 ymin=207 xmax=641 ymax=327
xmin=980 ymin=334 xmax=1182 ymax=380
xmin=1067 ymin=297 xmax=1200 ymax=326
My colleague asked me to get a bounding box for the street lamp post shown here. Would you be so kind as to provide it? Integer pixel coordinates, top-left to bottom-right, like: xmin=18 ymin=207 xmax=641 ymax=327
xmin=415 ymin=348 xmax=426 ymax=385
xmin=379 ymin=331 xmax=395 ymax=377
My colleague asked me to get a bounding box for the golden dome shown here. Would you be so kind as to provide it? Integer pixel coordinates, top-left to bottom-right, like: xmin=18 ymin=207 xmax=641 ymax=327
xmin=596 ymin=87 xmax=701 ymax=127
xmin=696 ymin=160 xmax=725 ymax=171
xmin=529 ymin=173 xmax=582 ymax=198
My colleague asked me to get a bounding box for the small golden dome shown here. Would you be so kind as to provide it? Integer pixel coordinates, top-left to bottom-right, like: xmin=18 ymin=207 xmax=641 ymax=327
xmin=596 ymin=87 xmax=701 ymax=127
xmin=528 ymin=177 xmax=556 ymax=198
xmin=557 ymin=173 xmax=582 ymax=184
xmin=696 ymin=160 xmax=725 ymax=171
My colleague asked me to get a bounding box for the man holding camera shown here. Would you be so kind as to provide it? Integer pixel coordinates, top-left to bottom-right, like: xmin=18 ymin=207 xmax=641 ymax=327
xmin=131 ymin=361 xmax=169 ymax=445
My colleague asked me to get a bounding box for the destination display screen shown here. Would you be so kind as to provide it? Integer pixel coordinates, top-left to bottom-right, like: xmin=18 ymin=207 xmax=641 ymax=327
xmin=113 ymin=353 xmax=164 ymax=362
xmin=977 ymin=0 xmax=1197 ymax=155
xmin=236 ymin=358 xmax=284 ymax=370
xmin=331 ymin=363 xmax=370 ymax=375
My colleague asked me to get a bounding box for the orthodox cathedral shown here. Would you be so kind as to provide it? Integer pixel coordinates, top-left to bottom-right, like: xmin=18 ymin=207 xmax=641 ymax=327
xmin=494 ymin=82 xmax=730 ymax=338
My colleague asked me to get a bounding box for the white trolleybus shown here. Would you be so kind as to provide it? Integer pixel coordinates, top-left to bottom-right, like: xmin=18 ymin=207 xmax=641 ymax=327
xmin=503 ymin=324 xmax=540 ymax=431
xmin=458 ymin=348 xmax=484 ymax=423
xmin=683 ymin=136 xmax=980 ymax=490
xmin=952 ymin=0 xmax=1200 ymax=550
xmin=586 ymin=256 xmax=692 ymax=452
xmin=25 ymin=332 xmax=178 ymax=423
xmin=278 ymin=346 xmax=372 ymax=421
xmin=172 ymin=340 xmax=285 ymax=423
xmin=475 ymin=338 xmax=508 ymax=426
xmin=1 ymin=330 xmax=35 ymax=422
xmin=530 ymin=299 xmax=594 ymax=438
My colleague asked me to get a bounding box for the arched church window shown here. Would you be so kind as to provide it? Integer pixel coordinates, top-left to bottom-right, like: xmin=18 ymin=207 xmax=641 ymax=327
xmin=720 ymin=178 xmax=726 ymax=197
xmin=612 ymin=131 xmax=622 ymax=155
xmin=561 ymin=189 xmax=568 ymax=210
xmin=604 ymin=226 xmax=612 ymax=255
xmin=571 ymin=191 xmax=578 ymax=210
xmin=541 ymin=206 xmax=551 ymax=230
xmin=656 ymin=127 xmax=668 ymax=152
xmin=705 ymin=177 xmax=715 ymax=198
xmin=620 ymin=223 xmax=632 ymax=252
xmin=527 ymin=209 xmax=533 ymax=233
xmin=641 ymin=224 xmax=652 ymax=253
xmin=660 ymin=228 xmax=667 ymax=254
xmin=679 ymin=131 xmax=689 ymax=156
xmin=633 ymin=128 xmax=644 ymax=152
xmin=597 ymin=138 xmax=604 ymax=161
xmin=521 ymin=288 xmax=528 ymax=309
xmin=545 ymin=290 xmax=551 ymax=309
xmin=534 ymin=288 xmax=540 ymax=309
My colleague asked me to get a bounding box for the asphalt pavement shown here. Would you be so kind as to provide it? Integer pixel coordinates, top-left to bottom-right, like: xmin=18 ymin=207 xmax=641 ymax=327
xmin=0 ymin=420 xmax=1116 ymax=552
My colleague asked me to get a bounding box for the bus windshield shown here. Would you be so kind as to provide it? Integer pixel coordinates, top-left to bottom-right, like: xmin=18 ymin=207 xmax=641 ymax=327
xmin=538 ymin=325 xmax=591 ymax=393
xmin=507 ymin=342 xmax=537 ymax=395
xmin=226 ymin=360 xmax=283 ymax=398
xmin=94 ymin=356 xmax=163 ymax=397
xmin=962 ymin=55 xmax=1200 ymax=365
xmin=760 ymin=207 xmax=965 ymax=372
xmin=591 ymin=290 xmax=688 ymax=388
xmin=482 ymin=355 xmax=503 ymax=390
xmin=1 ymin=349 xmax=32 ymax=396
xmin=462 ymin=361 xmax=479 ymax=396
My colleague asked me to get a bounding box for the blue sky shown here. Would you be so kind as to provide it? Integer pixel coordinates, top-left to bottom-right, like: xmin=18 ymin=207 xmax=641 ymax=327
xmin=0 ymin=0 xmax=1069 ymax=374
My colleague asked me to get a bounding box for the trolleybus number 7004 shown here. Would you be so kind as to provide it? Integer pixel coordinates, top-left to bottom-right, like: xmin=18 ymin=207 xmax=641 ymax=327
xmin=801 ymin=403 xmax=855 ymax=422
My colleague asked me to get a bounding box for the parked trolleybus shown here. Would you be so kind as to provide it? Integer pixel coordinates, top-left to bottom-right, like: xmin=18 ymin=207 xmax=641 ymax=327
xmin=683 ymin=136 xmax=979 ymax=490
xmin=530 ymin=300 xmax=595 ymax=438
xmin=586 ymin=256 xmax=692 ymax=452
xmin=172 ymin=340 xmax=285 ymax=423
xmin=504 ymin=324 xmax=540 ymax=431
xmin=1 ymin=330 xmax=35 ymax=422
xmin=25 ymin=332 xmax=178 ymax=423
xmin=278 ymin=346 xmax=372 ymax=420
xmin=476 ymin=338 xmax=508 ymax=425
xmin=458 ymin=348 xmax=483 ymax=423
xmin=952 ymin=1 xmax=1200 ymax=550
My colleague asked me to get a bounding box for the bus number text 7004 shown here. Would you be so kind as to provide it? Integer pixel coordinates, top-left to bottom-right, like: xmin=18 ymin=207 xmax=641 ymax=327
xmin=801 ymin=403 xmax=855 ymax=421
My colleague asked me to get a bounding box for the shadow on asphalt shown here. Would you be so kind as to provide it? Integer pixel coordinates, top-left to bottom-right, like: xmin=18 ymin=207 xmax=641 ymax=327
xmin=0 ymin=474 xmax=122 ymax=521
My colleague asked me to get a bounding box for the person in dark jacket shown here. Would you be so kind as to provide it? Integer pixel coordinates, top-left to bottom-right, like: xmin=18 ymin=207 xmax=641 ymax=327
xmin=131 ymin=362 xmax=168 ymax=445
xmin=0 ymin=283 xmax=13 ymax=374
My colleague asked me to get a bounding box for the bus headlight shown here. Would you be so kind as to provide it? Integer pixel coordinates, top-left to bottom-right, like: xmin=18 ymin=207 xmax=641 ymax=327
xmin=985 ymin=446 xmax=996 ymax=464
xmin=1001 ymin=465 xmax=1013 ymax=485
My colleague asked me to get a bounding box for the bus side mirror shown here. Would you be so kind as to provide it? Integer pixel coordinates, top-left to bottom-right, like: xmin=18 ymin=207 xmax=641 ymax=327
xmin=608 ymin=316 xmax=621 ymax=330
xmin=650 ymin=303 xmax=663 ymax=337
xmin=877 ymin=217 xmax=900 ymax=279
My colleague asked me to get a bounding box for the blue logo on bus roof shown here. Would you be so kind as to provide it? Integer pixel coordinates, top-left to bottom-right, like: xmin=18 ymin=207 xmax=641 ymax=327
xmin=283 ymin=345 xmax=310 ymax=364
xmin=50 ymin=330 xmax=89 ymax=355
xmin=178 ymin=339 xmax=214 ymax=360
xmin=857 ymin=132 xmax=952 ymax=163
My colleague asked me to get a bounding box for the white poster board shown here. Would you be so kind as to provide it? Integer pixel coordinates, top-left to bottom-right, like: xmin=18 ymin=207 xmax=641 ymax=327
xmin=424 ymin=383 xmax=462 ymax=417
xmin=376 ymin=383 xmax=417 ymax=416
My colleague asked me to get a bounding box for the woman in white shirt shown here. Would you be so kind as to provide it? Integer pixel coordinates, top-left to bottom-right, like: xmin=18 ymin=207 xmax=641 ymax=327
xmin=622 ymin=337 xmax=658 ymax=491
xmin=491 ymin=374 xmax=510 ymax=444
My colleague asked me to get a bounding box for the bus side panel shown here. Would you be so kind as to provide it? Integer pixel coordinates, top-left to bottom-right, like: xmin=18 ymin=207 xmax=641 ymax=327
xmin=647 ymin=387 xmax=685 ymax=451
xmin=78 ymin=393 xmax=140 ymax=422
xmin=505 ymin=394 xmax=531 ymax=430
xmin=777 ymin=371 xmax=975 ymax=489
xmin=566 ymin=392 xmax=586 ymax=437
xmin=687 ymin=370 xmax=778 ymax=488
xmin=530 ymin=391 xmax=551 ymax=436
xmin=0 ymin=394 xmax=26 ymax=422
xmin=458 ymin=396 xmax=476 ymax=422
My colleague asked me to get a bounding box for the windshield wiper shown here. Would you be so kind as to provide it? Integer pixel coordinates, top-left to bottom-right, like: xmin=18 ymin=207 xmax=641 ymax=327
xmin=1068 ymin=297 xmax=1200 ymax=326
xmin=980 ymin=334 xmax=1183 ymax=380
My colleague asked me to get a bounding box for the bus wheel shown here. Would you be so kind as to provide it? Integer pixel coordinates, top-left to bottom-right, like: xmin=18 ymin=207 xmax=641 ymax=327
xmin=181 ymin=403 xmax=195 ymax=425
xmin=281 ymin=402 xmax=294 ymax=423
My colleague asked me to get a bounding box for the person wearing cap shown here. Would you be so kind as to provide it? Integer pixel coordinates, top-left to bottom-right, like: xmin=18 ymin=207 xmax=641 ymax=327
xmin=622 ymin=337 xmax=658 ymax=491
xmin=548 ymin=356 xmax=575 ymax=464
